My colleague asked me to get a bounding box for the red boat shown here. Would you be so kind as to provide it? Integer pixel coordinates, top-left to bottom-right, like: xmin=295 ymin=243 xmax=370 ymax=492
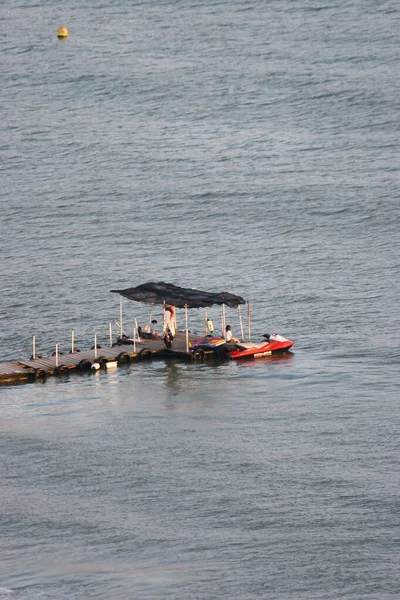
xmin=111 ymin=282 xmax=294 ymax=361
xmin=227 ymin=334 xmax=294 ymax=359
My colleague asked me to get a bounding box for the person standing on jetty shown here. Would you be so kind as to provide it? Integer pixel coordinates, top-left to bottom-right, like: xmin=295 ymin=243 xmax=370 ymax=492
xmin=206 ymin=317 xmax=214 ymax=337
xmin=163 ymin=327 xmax=173 ymax=349
xmin=164 ymin=306 xmax=176 ymax=337
xmin=163 ymin=305 xmax=176 ymax=349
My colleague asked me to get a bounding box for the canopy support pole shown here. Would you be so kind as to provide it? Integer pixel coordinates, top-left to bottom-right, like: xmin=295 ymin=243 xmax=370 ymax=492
xmin=55 ymin=343 xmax=59 ymax=367
xmin=185 ymin=304 xmax=189 ymax=353
xmin=133 ymin=320 xmax=137 ymax=354
xmin=94 ymin=335 xmax=98 ymax=359
xmin=32 ymin=335 xmax=36 ymax=360
xmin=238 ymin=305 xmax=244 ymax=342
xmin=119 ymin=297 xmax=123 ymax=339
xmin=163 ymin=300 xmax=166 ymax=333
xmin=222 ymin=304 xmax=226 ymax=337
xmin=247 ymin=301 xmax=251 ymax=342
xmin=71 ymin=330 xmax=75 ymax=353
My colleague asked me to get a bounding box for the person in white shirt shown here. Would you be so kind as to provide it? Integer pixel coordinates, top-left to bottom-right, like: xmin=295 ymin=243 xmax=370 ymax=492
xmin=149 ymin=319 xmax=158 ymax=337
xmin=225 ymin=324 xmax=239 ymax=343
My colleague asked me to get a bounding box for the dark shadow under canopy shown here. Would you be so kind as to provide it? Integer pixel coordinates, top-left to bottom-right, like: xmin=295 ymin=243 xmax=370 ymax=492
xmin=110 ymin=281 xmax=246 ymax=309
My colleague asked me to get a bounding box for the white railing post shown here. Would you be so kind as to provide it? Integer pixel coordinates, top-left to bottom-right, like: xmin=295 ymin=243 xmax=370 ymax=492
xmin=163 ymin=300 xmax=166 ymax=333
xmin=32 ymin=335 xmax=36 ymax=360
xmin=55 ymin=343 xmax=59 ymax=367
xmin=94 ymin=334 xmax=98 ymax=359
xmin=247 ymin=301 xmax=251 ymax=342
xmin=185 ymin=305 xmax=189 ymax=353
xmin=238 ymin=305 xmax=244 ymax=342
xmin=71 ymin=329 xmax=74 ymax=353
xmin=119 ymin=297 xmax=123 ymax=338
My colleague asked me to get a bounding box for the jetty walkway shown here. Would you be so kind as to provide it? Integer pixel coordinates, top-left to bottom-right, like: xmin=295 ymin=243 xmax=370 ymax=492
xmin=0 ymin=331 xmax=230 ymax=386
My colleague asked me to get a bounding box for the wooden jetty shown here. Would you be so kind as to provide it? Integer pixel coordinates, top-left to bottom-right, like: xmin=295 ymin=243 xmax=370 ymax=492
xmin=0 ymin=282 xmax=251 ymax=385
xmin=0 ymin=331 xmax=229 ymax=386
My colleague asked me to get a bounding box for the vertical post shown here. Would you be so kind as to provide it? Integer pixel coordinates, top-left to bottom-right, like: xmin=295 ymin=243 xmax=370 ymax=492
xmin=109 ymin=322 xmax=112 ymax=347
xmin=222 ymin=304 xmax=226 ymax=337
xmin=94 ymin=334 xmax=98 ymax=359
xmin=238 ymin=305 xmax=244 ymax=342
xmin=163 ymin=300 xmax=166 ymax=333
xmin=134 ymin=319 xmax=139 ymax=353
xmin=55 ymin=343 xmax=59 ymax=367
xmin=185 ymin=304 xmax=189 ymax=353
xmin=119 ymin=296 xmax=123 ymax=338
xmin=247 ymin=301 xmax=251 ymax=342
xmin=71 ymin=330 xmax=75 ymax=353
xmin=135 ymin=318 xmax=139 ymax=341
xmin=32 ymin=335 xmax=36 ymax=360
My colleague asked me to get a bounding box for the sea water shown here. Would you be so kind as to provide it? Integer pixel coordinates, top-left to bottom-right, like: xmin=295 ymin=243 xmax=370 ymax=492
xmin=0 ymin=1 xmax=399 ymax=598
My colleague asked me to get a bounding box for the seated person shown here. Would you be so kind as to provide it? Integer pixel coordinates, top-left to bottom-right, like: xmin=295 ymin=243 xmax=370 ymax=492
xmin=225 ymin=324 xmax=239 ymax=343
xmin=139 ymin=319 xmax=159 ymax=339
xmin=149 ymin=319 xmax=159 ymax=338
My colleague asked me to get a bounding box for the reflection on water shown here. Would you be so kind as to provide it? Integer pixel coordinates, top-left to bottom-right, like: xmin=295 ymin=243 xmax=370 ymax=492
xmin=163 ymin=360 xmax=182 ymax=393
xmin=231 ymin=351 xmax=294 ymax=372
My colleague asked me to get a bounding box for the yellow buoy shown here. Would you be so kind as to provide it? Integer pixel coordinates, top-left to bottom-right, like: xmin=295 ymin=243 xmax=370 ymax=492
xmin=57 ymin=26 xmax=68 ymax=39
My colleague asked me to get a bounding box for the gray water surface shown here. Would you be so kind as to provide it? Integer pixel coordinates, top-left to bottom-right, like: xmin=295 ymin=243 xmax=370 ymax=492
xmin=1 ymin=1 xmax=399 ymax=598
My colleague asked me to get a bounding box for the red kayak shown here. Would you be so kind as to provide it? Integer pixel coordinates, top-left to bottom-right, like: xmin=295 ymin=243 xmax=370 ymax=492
xmin=227 ymin=334 xmax=294 ymax=359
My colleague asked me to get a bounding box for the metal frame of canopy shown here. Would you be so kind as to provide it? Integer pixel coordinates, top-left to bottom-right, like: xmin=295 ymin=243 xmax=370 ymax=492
xmin=111 ymin=282 xmax=249 ymax=352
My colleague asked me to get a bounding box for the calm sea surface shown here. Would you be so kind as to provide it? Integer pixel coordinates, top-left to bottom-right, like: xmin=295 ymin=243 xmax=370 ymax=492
xmin=1 ymin=1 xmax=399 ymax=599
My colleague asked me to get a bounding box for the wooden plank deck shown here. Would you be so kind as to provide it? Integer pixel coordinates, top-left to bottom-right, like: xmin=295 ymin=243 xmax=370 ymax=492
xmin=0 ymin=331 xmax=229 ymax=385
xmin=0 ymin=362 xmax=35 ymax=384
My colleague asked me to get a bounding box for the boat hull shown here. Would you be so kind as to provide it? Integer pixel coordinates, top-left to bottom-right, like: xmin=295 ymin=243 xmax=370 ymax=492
xmin=227 ymin=339 xmax=294 ymax=359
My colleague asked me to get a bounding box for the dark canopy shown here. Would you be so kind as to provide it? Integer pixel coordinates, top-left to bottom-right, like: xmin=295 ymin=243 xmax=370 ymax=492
xmin=110 ymin=281 xmax=246 ymax=309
